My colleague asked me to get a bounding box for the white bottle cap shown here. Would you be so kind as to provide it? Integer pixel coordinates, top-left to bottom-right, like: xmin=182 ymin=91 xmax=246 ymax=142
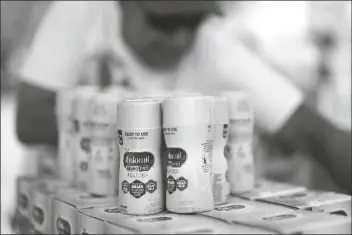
xmin=91 ymin=93 xmax=124 ymax=124
xmin=73 ymin=86 xmax=99 ymax=122
xmin=210 ymin=96 xmax=229 ymax=125
xmin=117 ymin=100 xmax=162 ymax=129
xmin=222 ymin=91 xmax=254 ymax=120
xmin=163 ymin=95 xmax=212 ymax=127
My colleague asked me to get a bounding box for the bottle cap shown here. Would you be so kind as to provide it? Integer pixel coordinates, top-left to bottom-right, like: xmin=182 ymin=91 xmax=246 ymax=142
xmin=222 ymin=91 xmax=253 ymax=120
xmin=91 ymin=93 xmax=124 ymax=124
xmin=117 ymin=100 xmax=162 ymax=129
xmin=163 ymin=95 xmax=212 ymax=126
xmin=74 ymin=87 xmax=100 ymax=122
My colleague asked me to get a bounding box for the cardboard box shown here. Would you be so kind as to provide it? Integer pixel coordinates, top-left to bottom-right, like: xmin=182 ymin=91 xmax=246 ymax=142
xmin=103 ymin=211 xmax=273 ymax=234
xmin=16 ymin=176 xmax=71 ymax=234
xmin=52 ymin=193 xmax=118 ymax=234
xmin=201 ymin=196 xmax=292 ymax=223
xmin=105 ymin=221 xmax=137 ymax=234
xmin=78 ymin=205 xmax=135 ymax=234
xmin=260 ymin=190 xmax=351 ymax=216
xmin=29 ymin=180 xmax=79 ymax=234
xmin=231 ymin=210 xmax=351 ymax=234
xmin=17 ymin=176 xmax=49 ymax=218
xmin=79 ymin=205 xmax=132 ymax=222
xmin=234 ymin=179 xmax=307 ymax=200
xmin=77 ymin=210 xmax=105 ymax=234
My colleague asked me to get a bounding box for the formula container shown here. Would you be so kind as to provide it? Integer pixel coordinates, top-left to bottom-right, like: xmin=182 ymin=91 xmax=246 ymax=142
xmin=87 ymin=92 xmax=123 ymax=196
xmin=16 ymin=176 xmax=47 ymax=234
xmin=117 ymin=100 xmax=164 ymax=215
xmin=222 ymin=91 xmax=255 ymax=193
xmin=56 ymin=89 xmax=77 ymax=183
xmin=79 ymin=205 xmax=132 ymax=234
xmin=72 ymin=86 xmax=99 ymax=190
xmin=210 ymin=96 xmax=230 ymax=205
xmin=104 ymin=211 xmax=270 ymax=234
xmin=163 ymin=95 xmax=214 ymax=213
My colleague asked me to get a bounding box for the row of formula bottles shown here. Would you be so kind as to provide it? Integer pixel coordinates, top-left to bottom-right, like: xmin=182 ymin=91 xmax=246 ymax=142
xmin=13 ymin=176 xmax=351 ymax=234
xmin=56 ymin=85 xmax=256 ymax=215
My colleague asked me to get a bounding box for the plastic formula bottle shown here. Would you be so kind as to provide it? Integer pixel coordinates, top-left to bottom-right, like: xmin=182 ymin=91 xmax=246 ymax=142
xmin=72 ymin=86 xmax=99 ymax=190
xmin=117 ymin=99 xmax=164 ymax=215
xmin=56 ymin=89 xmax=77 ymax=184
xmin=222 ymin=91 xmax=255 ymax=193
xmin=210 ymin=96 xmax=230 ymax=205
xmin=163 ymin=95 xmax=214 ymax=213
xmin=86 ymin=92 xmax=124 ymax=196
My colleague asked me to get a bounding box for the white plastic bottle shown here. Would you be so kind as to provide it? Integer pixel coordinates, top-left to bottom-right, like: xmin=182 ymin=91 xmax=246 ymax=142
xmin=72 ymin=87 xmax=99 ymax=190
xmin=163 ymin=95 xmax=214 ymax=213
xmin=87 ymin=92 xmax=124 ymax=196
xmin=222 ymin=91 xmax=255 ymax=193
xmin=210 ymin=96 xmax=230 ymax=205
xmin=117 ymin=100 xmax=164 ymax=215
xmin=56 ymin=89 xmax=76 ymax=183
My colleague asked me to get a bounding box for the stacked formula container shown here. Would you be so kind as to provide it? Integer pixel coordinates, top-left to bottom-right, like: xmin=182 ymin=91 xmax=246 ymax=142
xmin=222 ymin=91 xmax=256 ymax=194
xmin=13 ymin=88 xmax=351 ymax=234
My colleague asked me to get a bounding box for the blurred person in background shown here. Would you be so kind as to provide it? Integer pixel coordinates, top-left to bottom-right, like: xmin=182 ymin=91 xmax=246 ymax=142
xmin=15 ymin=1 xmax=350 ymax=193
xmin=1 ymin=1 xmax=51 ymax=91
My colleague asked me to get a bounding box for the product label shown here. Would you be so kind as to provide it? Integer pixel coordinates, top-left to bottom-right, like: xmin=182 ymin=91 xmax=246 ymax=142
xmin=118 ymin=130 xmax=123 ymax=145
xmin=201 ymin=153 xmax=211 ymax=173
xmin=262 ymin=213 xmax=297 ymax=221
xmin=130 ymin=180 xmax=146 ymax=199
xmin=166 ymin=148 xmax=187 ymax=168
xmin=121 ymin=179 xmax=158 ymax=199
xmin=215 ymin=204 xmax=246 ymax=211
xmin=223 ymin=124 xmax=229 ymax=139
xmin=279 ymin=192 xmax=308 ymax=199
xmin=228 ymin=117 xmax=253 ymax=142
xmin=56 ymin=217 xmax=71 ymax=234
xmin=176 ymin=177 xmax=188 ymax=191
xmin=137 ymin=217 xmax=172 ymax=222
xmin=164 ymin=125 xmax=213 ymax=212
xmin=104 ymin=208 xmax=121 ymax=213
xmin=76 ymin=120 xmax=100 ymax=189
xmin=227 ymin=143 xmax=255 ymax=193
xmin=32 ymin=206 xmax=44 ymax=225
xmin=213 ymin=174 xmax=223 ymax=203
xmin=58 ymin=131 xmax=75 ymax=182
xmin=225 ymin=170 xmax=229 ymax=183
xmin=118 ymin=127 xmax=163 ymax=214
xmin=146 ymin=180 xmax=157 ymax=193
xmin=123 ymin=152 xmax=155 ymax=171
xmin=88 ymin=137 xmax=118 ymax=195
xmin=122 ymin=180 xmax=130 ymax=193
xmin=167 ymin=175 xmax=177 ymax=194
